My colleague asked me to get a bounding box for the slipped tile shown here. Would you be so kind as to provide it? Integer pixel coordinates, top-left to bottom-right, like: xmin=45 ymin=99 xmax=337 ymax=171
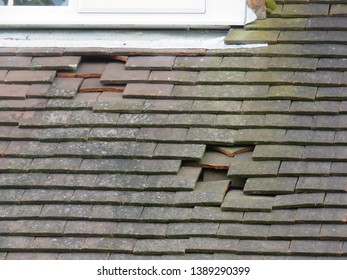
xmin=30 ymin=56 xmax=81 ymax=70
xmin=173 ymin=180 xmax=229 ymax=206
xmin=101 ymin=63 xmax=149 ymax=84
xmin=221 ymin=190 xmax=274 ymax=212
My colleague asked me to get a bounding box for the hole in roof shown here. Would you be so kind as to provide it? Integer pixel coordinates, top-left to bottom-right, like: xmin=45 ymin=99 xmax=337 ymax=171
xmin=184 ymin=145 xmax=255 ymax=190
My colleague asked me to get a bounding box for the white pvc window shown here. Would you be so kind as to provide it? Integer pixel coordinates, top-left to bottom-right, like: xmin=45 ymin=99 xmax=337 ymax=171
xmin=0 ymin=0 xmax=247 ymax=28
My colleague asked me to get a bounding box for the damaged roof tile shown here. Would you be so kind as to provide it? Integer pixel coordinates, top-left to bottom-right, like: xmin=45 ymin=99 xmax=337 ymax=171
xmin=0 ymin=0 xmax=346 ymax=260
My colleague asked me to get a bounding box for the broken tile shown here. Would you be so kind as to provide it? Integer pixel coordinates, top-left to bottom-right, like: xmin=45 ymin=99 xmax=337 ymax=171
xmin=191 ymin=151 xmax=231 ymax=170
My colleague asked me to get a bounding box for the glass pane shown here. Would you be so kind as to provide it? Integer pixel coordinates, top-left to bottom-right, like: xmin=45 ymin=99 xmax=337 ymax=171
xmin=9 ymin=0 xmax=68 ymax=5
xmin=0 ymin=0 xmax=7 ymax=5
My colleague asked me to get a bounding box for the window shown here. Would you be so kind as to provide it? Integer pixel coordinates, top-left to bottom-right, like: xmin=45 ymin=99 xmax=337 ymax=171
xmin=0 ymin=0 xmax=246 ymax=27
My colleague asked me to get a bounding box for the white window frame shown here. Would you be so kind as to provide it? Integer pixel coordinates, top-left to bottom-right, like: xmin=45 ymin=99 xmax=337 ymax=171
xmin=0 ymin=0 xmax=247 ymax=28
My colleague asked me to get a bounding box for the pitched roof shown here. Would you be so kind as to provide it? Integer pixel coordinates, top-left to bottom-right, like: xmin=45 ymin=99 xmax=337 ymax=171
xmin=0 ymin=0 xmax=346 ymax=260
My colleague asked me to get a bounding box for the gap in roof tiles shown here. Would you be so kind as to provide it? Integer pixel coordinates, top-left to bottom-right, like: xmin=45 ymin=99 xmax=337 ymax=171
xmin=183 ymin=145 xmax=255 ymax=190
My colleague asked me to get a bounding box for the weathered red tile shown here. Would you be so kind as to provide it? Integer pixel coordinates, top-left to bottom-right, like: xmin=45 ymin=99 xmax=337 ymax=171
xmin=30 ymin=56 xmax=81 ymax=70
xmin=123 ymin=83 xmax=173 ymax=98
xmin=75 ymin=92 xmax=101 ymax=102
xmin=17 ymin=47 xmax=64 ymax=56
xmin=27 ymin=84 xmax=51 ymax=98
xmin=0 ymin=84 xmax=30 ymax=99
xmin=0 ymin=56 xmax=32 ymax=69
xmin=5 ymin=70 xmax=56 ymax=84
xmin=0 ymin=70 xmax=7 ymax=82
xmin=0 ymin=126 xmax=41 ymax=141
xmin=0 ymin=111 xmax=24 ymax=125
xmin=63 ymin=47 xmax=112 ymax=56
xmin=0 ymin=141 xmax=10 ymax=156
xmin=0 ymin=99 xmax=47 ymax=111
xmin=46 ymin=77 xmax=83 ymax=98
xmin=149 ymin=71 xmax=198 ymax=85
xmin=113 ymin=55 xmax=128 ymax=63
xmin=0 ymin=47 xmax=18 ymax=55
